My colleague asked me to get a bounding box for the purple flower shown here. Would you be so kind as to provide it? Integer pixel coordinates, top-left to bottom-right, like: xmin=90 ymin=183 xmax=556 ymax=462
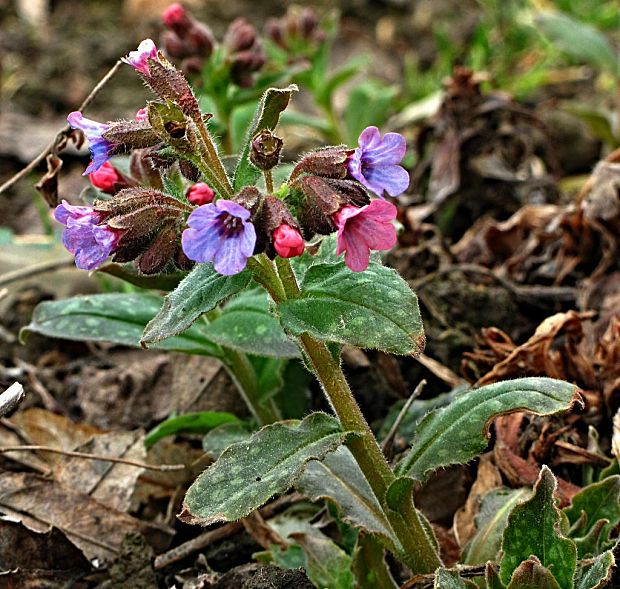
xmin=67 ymin=112 xmax=114 ymax=175
xmin=348 ymin=126 xmax=410 ymax=197
xmin=54 ymin=200 xmax=122 ymax=270
xmin=122 ymin=39 xmax=159 ymax=76
xmin=182 ymin=200 xmax=256 ymax=275
xmin=333 ymin=199 xmax=397 ymax=272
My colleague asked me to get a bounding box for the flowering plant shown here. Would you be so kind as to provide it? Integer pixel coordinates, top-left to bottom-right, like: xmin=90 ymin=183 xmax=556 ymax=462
xmin=23 ymin=32 xmax=593 ymax=589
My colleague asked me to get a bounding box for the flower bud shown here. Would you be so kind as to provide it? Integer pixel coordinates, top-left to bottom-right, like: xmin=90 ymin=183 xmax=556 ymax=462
xmin=225 ymin=18 xmax=257 ymax=53
xmin=187 ymin=182 xmax=215 ymax=205
xmin=162 ymin=3 xmax=192 ymax=36
xmin=265 ymin=18 xmax=285 ymax=48
xmin=273 ymin=224 xmax=304 ymax=258
xmin=291 ymin=146 xmax=354 ymax=182
xmin=89 ymin=162 xmax=131 ymax=195
xmin=162 ymin=30 xmax=192 ymax=59
xmin=250 ymin=130 xmax=283 ymax=172
xmin=187 ymin=23 xmax=215 ymax=57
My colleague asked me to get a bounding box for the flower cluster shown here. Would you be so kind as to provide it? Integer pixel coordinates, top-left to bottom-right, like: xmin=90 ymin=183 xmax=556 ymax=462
xmin=55 ymin=39 xmax=409 ymax=277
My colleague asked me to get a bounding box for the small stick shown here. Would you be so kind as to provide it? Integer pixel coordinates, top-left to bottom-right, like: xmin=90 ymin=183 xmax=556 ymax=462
xmin=0 ymin=258 xmax=75 ymax=287
xmin=381 ymin=380 xmax=426 ymax=458
xmin=0 ymin=383 xmax=25 ymax=417
xmin=0 ymin=60 xmax=122 ymax=196
xmin=0 ymin=445 xmax=185 ymax=472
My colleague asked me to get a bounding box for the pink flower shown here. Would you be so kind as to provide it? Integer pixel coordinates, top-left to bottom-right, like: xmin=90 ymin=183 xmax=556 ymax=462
xmin=333 ymin=200 xmax=397 ymax=272
xmin=187 ymin=182 xmax=215 ymax=206
xmin=88 ymin=162 xmax=126 ymax=194
xmin=135 ymin=107 xmax=149 ymax=122
xmin=122 ymin=39 xmax=159 ymax=76
xmin=273 ymin=224 xmax=304 ymax=258
xmin=162 ymin=3 xmax=192 ymax=34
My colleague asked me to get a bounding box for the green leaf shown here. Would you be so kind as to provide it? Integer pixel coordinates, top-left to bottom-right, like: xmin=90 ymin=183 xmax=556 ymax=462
xmin=278 ymin=261 xmax=425 ymax=355
xmin=21 ymin=294 xmax=220 ymax=356
xmin=315 ymin=56 xmax=367 ymax=107
xmin=202 ymin=421 xmax=254 ymax=459
xmin=463 ymin=488 xmax=529 ymax=565
xmin=233 ymin=85 xmax=297 ymax=190
xmin=181 ymin=412 xmax=354 ymax=525
xmin=506 ymin=558 xmax=561 ymax=589
xmin=290 ymin=532 xmax=355 ymax=589
xmin=434 ymin=569 xmax=477 ymax=588
xmin=204 ymin=290 xmax=298 ymax=358
xmin=145 ymin=411 xmax=240 ymax=449
xmin=98 ymin=263 xmax=187 ymax=291
xmin=563 ymin=476 xmax=620 ymax=543
xmin=535 ymin=11 xmax=619 ymax=74
xmin=296 ymin=446 xmax=399 ymax=550
xmin=141 ymin=263 xmax=251 ymax=347
xmin=573 ymin=519 xmax=608 ymax=559
xmin=486 ymin=563 xmax=506 ymax=589
xmin=343 ymin=80 xmax=397 ymax=143
xmin=352 ymin=535 xmax=398 ymax=589
xmin=396 ymin=378 xmax=582 ymax=480
xmin=500 ymin=466 xmax=577 ymax=589
xmin=251 ymin=356 xmax=287 ymax=406
xmin=575 ymin=548 xmax=615 ymax=589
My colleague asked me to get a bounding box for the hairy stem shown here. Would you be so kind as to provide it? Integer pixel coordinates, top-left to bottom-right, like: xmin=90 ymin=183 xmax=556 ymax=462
xmin=260 ymin=257 xmax=442 ymax=573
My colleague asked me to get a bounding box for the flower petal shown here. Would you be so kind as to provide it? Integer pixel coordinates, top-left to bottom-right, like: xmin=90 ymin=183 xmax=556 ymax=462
xmin=364 ymin=164 xmax=409 ymax=197
xmin=363 ymin=132 xmax=406 ymax=166
xmin=357 ymin=126 xmax=382 ymax=151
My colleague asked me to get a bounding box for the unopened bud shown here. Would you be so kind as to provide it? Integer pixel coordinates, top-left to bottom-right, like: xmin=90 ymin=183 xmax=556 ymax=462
xmin=187 ymin=182 xmax=215 ymax=205
xmin=162 ymin=3 xmax=193 ymax=36
xmin=89 ymin=162 xmax=131 ymax=194
xmin=250 ymin=130 xmax=283 ymax=171
xmin=291 ymin=146 xmax=354 ymax=182
xmin=273 ymin=224 xmax=304 ymax=258
xmin=162 ymin=30 xmax=192 ymax=59
xmin=265 ymin=18 xmax=285 ymax=48
xmin=226 ymin=18 xmax=257 ymax=53
xmin=188 ymin=23 xmax=215 ymax=57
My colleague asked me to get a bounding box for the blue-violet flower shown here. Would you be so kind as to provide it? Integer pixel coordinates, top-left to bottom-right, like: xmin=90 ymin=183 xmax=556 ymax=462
xmin=348 ymin=126 xmax=409 ymax=197
xmin=182 ymin=200 xmax=256 ymax=275
xmin=54 ymin=200 xmax=122 ymax=270
xmin=333 ymin=199 xmax=397 ymax=272
xmin=67 ymin=112 xmax=114 ymax=175
xmin=122 ymin=39 xmax=159 ymax=76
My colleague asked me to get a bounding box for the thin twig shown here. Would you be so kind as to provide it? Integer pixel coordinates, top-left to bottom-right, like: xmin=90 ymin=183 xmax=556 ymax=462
xmin=0 ymin=258 xmax=75 ymax=287
xmin=0 ymin=383 xmax=25 ymax=417
xmin=381 ymin=380 xmax=426 ymax=458
xmin=0 ymin=60 xmax=122 ymax=196
xmin=0 ymin=445 xmax=185 ymax=472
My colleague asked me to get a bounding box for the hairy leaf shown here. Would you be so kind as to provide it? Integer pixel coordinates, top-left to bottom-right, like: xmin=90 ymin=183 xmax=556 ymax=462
xmin=463 ymin=488 xmax=529 ymax=565
xmin=564 ymin=475 xmax=620 ymax=543
xmin=145 ymin=412 xmax=240 ymax=449
xmin=296 ymin=446 xmax=399 ymax=550
xmin=233 ymin=85 xmax=297 ymax=190
xmin=204 ymin=290 xmax=298 ymax=358
xmin=434 ymin=569 xmax=477 ymax=588
xmin=98 ymin=263 xmax=186 ymax=291
xmin=141 ymin=264 xmax=251 ymax=346
xmin=180 ymin=413 xmax=353 ymax=525
xmin=21 ymin=294 xmax=219 ymax=356
xmin=278 ymin=261 xmax=425 ymax=355
xmin=576 ymin=549 xmax=615 ymax=589
xmin=202 ymin=421 xmax=254 ymax=459
xmin=506 ymin=558 xmax=561 ymax=589
xmin=396 ymin=378 xmax=582 ymax=480
xmin=291 ymin=532 xmax=355 ymax=589
xmin=500 ymin=466 xmax=577 ymax=589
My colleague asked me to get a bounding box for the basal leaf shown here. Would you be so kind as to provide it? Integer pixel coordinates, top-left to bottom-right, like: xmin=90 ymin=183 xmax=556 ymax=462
xmin=145 ymin=411 xmax=240 ymax=449
xmin=506 ymin=558 xmax=562 ymax=589
xmin=352 ymin=535 xmax=398 ymax=589
xmin=434 ymin=569 xmax=477 ymax=588
xmin=180 ymin=412 xmax=353 ymax=525
xmin=396 ymin=378 xmax=582 ymax=480
xmin=98 ymin=263 xmax=187 ymax=291
xmin=204 ymin=290 xmax=298 ymax=358
xmin=296 ymin=446 xmax=399 ymax=550
xmin=576 ymin=548 xmax=615 ymax=589
xmin=500 ymin=466 xmax=577 ymax=589
xmin=564 ymin=476 xmax=620 ymax=543
xmin=485 ymin=563 xmax=506 ymax=589
xmin=141 ymin=263 xmax=251 ymax=346
xmin=202 ymin=421 xmax=254 ymax=459
xmin=21 ymin=294 xmax=220 ymax=356
xmin=233 ymin=85 xmax=297 ymax=190
xmin=463 ymin=488 xmax=529 ymax=565
xmin=291 ymin=532 xmax=355 ymax=589
xmin=278 ymin=261 xmax=425 ymax=355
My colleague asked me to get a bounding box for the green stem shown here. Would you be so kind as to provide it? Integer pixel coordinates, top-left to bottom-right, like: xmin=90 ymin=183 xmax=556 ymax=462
xmin=192 ymin=115 xmax=234 ymax=198
xmin=264 ymin=169 xmax=274 ymax=194
xmin=262 ymin=257 xmax=442 ymax=574
xmin=220 ymin=346 xmax=279 ymax=426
